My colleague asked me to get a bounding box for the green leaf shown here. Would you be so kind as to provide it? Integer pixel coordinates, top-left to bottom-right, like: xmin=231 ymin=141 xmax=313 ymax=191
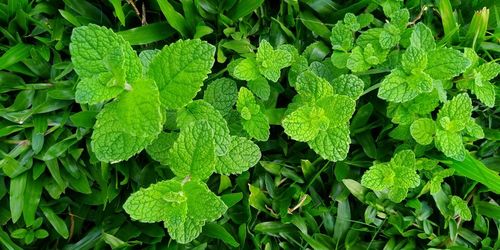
xmin=139 ymin=49 xmax=160 ymax=74
xmin=248 ymin=77 xmax=270 ymax=101
xmin=177 ymin=100 xmax=231 ymax=156
xmin=464 ymin=118 xmax=484 ymax=139
xmin=410 ymin=23 xmax=436 ymax=51
xmin=476 ymin=62 xmax=500 ymax=81
xmin=282 ymin=105 xmax=329 ymax=142
xmin=410 ymin=118 xmax=436 ymax=145
xmin=215 ymin=136 xmax=261 ymax=175
xmin=308 ymin=124 xmax=351 ymax=162
xmin=378 ymin=69 xmax=427 ymax=103
xmin=148 ymin=39 xmax=215 ymax=109
xmin=401 ymin=46 xmax=428 ymax=74
xmin=347 ymin=46 xmax=371 ymax=72
xmin=40 ymin=206 xmax=69 ymax=239
xmin=425 ymin=48 xmax=470 ymax=80
xmin=330 ymin=22 xmax=353 ymax=51
xmin=91 ymin=78 xmax=163 ymax=162
xmin=450 ymin=196 xmax=472 ymax=221
xmin=123 ymin=179 xmax=227 ymax=244
xmin=74 ymin=72 xmax=124 ymax=105
xmin=437 ymin=93 xmax=472 ymax=131
xmin=317 ymin=95 xmax=356 ymax=126
xmin=167 ymin=121 xmax=216 ymax=180
xmin=146 ymin=132 xmax=179 ymax=165
xmin=435 ymin=129 xmax=465 ymax=161
xmin=330 ymin=74 xmax=364 ymax=99
xmin=236 ymin=88 xmax=270 ymax=141
xmin=256 ymin=40 xmax=292 ymax=82
xmin=295 ymin=71 xmax=333 ymax=103
xmin=70 ymin=24 xmax=141 ymax=82
xmin=233 ymin=58 xmax=260 ymax=81
xmin=361 ymin=150 xmax=420 ymax=203
xmin=203 ymin=78 xmax=238 ymax=116
xmin=472 ymin=81 xmax=495 ymax=108
xmin=428 ymin=168 xmax=455 ymax=194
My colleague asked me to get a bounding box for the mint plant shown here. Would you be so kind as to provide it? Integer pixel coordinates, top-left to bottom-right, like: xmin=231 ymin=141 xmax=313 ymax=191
xmin=70 ymin=25 xmax=261 ymax=243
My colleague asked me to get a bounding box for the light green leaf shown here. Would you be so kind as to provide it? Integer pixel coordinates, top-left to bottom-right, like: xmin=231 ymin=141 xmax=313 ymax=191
xmin=146 ymin=132 xmax=179 ymax=165
xmin=464 ymin=118 xmax=484 ymax=139
xmin=282 ymin=105 xmax=329 ymax=142
xmin=450 ymin=196 xmax=472 ymax=221
xmin=476 ymin=62 xmax=500 ymax=81
xmin=331 ymin=74 xmax=364 ymax=99
xmin=236 ymin=87 xmax=270 ymax=141
xmin=70 ymin=24 xmax=141 ymax=82
xmin=401 ymin=46 xmax=427 ymax=74
xmin=435 ymin=129 xmax=465 ymax=161
xmin=410 ymin=118 xmax=436 ymax=145
xmin=233 ymin=58 xmax=260 ymax=81
xmin=203 ymin=78 xmax=238 ymax=116
xmin=148 ymin=39 xmax=215 ymax=109
xmin=75 ymin=72 xmax=125 ymax=104
xmin=295 ymin=71 xmax=333 ymax=103
xmin=308 ymin=124 xmax=351 ymax=161
xmin=309 ymin=61 xmax=335 ymax=83
xmin=330 ymin=22 xmax=353 ymax=51
xmin=347 ymin=46 xmax=371 ymax=72
xmin=410 ymin=23 xmax=436 ymax=51
xmin=437 ymin=93 xmax=472 ymax=131
xmin=344 ymin=13 xmax=360 ymax=31
xmin=177 ymin=100 xmax=231 ymax=156
xmin=317 ymin=95 xmax=356 ymax=126
xmin=139 ymin=49 xmax=160 ymax=74
xmin=215 ymin=136 xmax=261 ymax=175
xmin=248 ymin=77 xmax=270 ymax=101
xmin=123 ymin=179 xmax=227 ymax=244
xmin=256 ymin=40 xmax=292 ymax=82
xmin=472 ymin=81 xmax=495 ymax=108
xmin=91 ymin=78 xmax=163 ymax=162
xmin=378 ymin=69 xmax=427 ymax=103
xmin=167 ymin=121 xmax=216 ymax=179
xmin=425 ymin=48 xmax=470 ymax=80
xmin=428 ymin=168 xmax=455 ymax=194
xmin=361 ymin=150 xmax=419 ymax=203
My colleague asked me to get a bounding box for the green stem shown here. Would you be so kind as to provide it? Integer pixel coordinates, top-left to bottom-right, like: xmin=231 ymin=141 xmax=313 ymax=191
xmin=361 ymin=83 xmax=381 ymax=96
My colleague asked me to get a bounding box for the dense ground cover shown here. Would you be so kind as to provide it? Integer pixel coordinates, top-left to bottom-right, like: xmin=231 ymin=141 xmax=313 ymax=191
xmin=0 ymin=0 xmax=499 ymax=249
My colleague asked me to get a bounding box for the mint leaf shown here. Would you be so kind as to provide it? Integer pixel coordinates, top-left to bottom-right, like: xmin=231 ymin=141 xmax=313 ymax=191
xmin=236 ymin=87 xmax=270 ymax=141
xmin=177 ymin=100 xmax=231 ymax=156
xmin=233 ymin=58 xmax=260 ymax=81
xmin=410 ymin=23 xmax=436 ymax=51
xmin=401 ymin=46 xmax=427 ymax=74
xmin=309 ymin=61 xmax=336 ymax=84
xmin=347 ymin=46 xmax=371 ymax=72
xmin=476 ymin=62 xmax=500 ymax=81
xmin=472 ymin=82 xmax=495 ymax=108
xmin=282 ymin=105 xmax=329 ymax=142
xmin=123 ymin=179 xmax=227 ymax=244
xmin=139 ymin=49 xmax=160 ymax=74
xmin=344 ymin=13 xmax=360 ymax=31
xmin=331 ymin=74 xmax=365 ymax=99
xmin=295 ymin=71 xmax=334 ymax=103
xmin=75 ymin=72 xmax=125 ymax=104
xmin=146 ymin=132 xmax=178 ymax=165
xmin=361 ymin=150 xmax=420 ymax=203
xmin=425 ymin=48 xmax=470 ymax=80
xmin=437 ymin=93 xmax=472 ymax=131
xmin=167 ymin=121 xmax=216 ymax=179
xmin=148 ymin=39 xmax=215 ymax=109
xmin=91 ymin=78 xmax=162 ymax=162
xmin=378 ymin=69 xmax=432 ymax=103
xmin=308 ymin=124 xmax=351 ymax=161
xmin=70 ymin=24 xmax=141 ymax=82
xmin=410 ymin=118 xmax=436 ymax=145
xmin=449 ymin=196 xmax=472 ymax=221
xmin=203 ymin=78 xmax=238 ymax=116
xmin=215 ymin=136 xmax=261 ymax=175
xmin=248 ymin=77 xmax=270 ymax=101
xmin=317 ymin=95 xmax=356 ymax=126
xmin=256 ymin=40 xmax=292 ymax=82
xmin=435 ymin=129 xmax=465 ymax=161
xmin=330 ymin=22 xmax=354 ymax=52
xmin=428 ymin=168 xmax=455 ymax=194
xmin=465 ymin=118 xmax=484 ymax=139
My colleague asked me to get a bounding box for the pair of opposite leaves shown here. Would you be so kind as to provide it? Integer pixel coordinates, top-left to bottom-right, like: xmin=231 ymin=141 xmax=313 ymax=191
xmin=70 ymin=24 xmax=262 ymax=243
